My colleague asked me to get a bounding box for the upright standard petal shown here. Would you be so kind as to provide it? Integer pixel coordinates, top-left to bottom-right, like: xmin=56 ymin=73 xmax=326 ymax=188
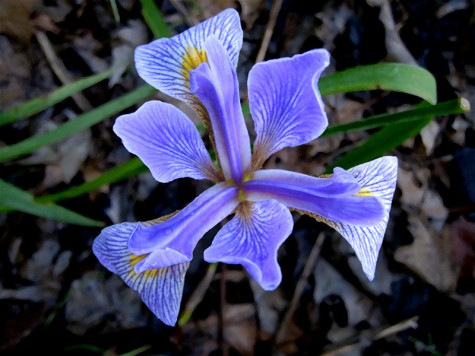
xmin=190 ymin=36 xmax=251 ymax=183
xmin=317 ymin=157 xmax=398 ymax=280
xmin=135 ymin=9 xmax=242 ymax=121
xmin=128 ymin=183 xmax=240 ymax=272
xmin=244 ymin=168 xmax=386 ymax=226
xmin=93 ymin=221 xmax=189 ymax=326
xmin=113 ymin=101 xmax=220 ymax=183
xmin=204 ymin=200 xmax=293 ymax=290
xmin=249 ymin=49 xmax=330 ymax=169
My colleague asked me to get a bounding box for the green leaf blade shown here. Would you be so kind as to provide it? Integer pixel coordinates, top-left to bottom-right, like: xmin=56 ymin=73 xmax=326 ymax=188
xmin=140 ymin=0 xmax=172 ymax=38
xmin=322 ymin=98 xmax=468 ymax=137
xmin=0 ymin=85 xmax=155 ymax=163
xmin=319 ymin=63 xmax=437 ymax=104
xmin=36 ymin=157 xmax=147 ymax=203
xmin=0 ymin=67 xmax=116 ymax=127
xmin=325 ymin=97 xmax=470 ymax=171
xmin=0 ymin=179 xmax=103 ymax=226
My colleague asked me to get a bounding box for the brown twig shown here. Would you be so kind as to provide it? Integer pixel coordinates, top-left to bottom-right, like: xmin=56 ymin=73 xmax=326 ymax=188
xmin=321 ymin=316 xmax=419 ymax=355
xmin=178 ymin=263 xmax=218 ymax=326
xmin=169 ymin=0 xmax=199 ymax=26
xmin=218 ymin=263 xmax=228 ymax=356
xmin=35 ymin=31 xmax=92 ymax=112
xmin=275 ymin=232 xmax=326 ymax=344
xmin=255 ymin=0 xmax=284 ymax=63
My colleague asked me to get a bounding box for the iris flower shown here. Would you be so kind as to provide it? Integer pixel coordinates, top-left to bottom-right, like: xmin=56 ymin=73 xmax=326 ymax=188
xmin=93 ymin=9 xmax=397 ymax=326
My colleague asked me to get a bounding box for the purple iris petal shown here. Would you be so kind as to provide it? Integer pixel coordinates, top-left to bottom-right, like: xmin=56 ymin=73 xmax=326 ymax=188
xmin=93 ymin=222 xmax=189 ymax=326
xmin=128 ymin=183 xmax=240 ymax=272
xmin=244 ymin=168 xmax=385 ymax=226
xmin=323 ymin=157 xmax=398 ymax=280
xmin=248 ymin=49 xmax=330 ymax=169
xmin=204 ymin=200 xmax=293 ymax=290
xmin=113 ymin=101 xmax=219 ymax=182
xmin=134 ymin=9 xmax=242 ymax=119
xmin=190 ymin=36 xmax=251 ymax=183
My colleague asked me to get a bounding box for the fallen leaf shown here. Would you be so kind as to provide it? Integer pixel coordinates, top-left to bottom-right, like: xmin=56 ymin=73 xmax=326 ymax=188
xmin=0 ymin=239 xmax=70 ymax=304
xmin=398 ymin=167 xmax=447 ymax=230
xmin=196 ymin=0 xmax=236 ymax=19
xmin=238 ymin=0 xmax=266 ymax=29
xmin=366 ymin=0 xmax=417 ymax=65
xmin=315 ymin=2 xmax=354 ymax=49
xmin=398 ymin=167 xmax=427 ymax=207
xmin=420 ymin=120 xmax=440 ymax=155
xmin=109 ymin=20 xmax=148 ymax=87
xmin=249 ymin=278 xmax=287 ymax=335
xmin=314 ymin=258 xmax=383 ymax=331
xmin=65 ymin=271 xmax=147 ymax=335
xmin=450 ymin=216 xmax=475 ymax=281
xmin=20 ymin=119 xmax=92 ymax=186
xmin=0 ymin=0 xmax=38 ymax=42
xmin=394 ymin=216 xmax=459 ymax=291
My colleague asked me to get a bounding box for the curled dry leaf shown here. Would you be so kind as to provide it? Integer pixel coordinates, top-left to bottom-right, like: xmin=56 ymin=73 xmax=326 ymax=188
xmin=0 ymin=0 xmax=37 ymax=42
xmin=315 ymin=2 xmax=354 ymax=49
xmin=449 ymin=216 xmax=475 ymax=281
xmin=65 ymin=271 xmax=147 ymax=335
xmin=109 ymin=20 xmax=148 ymax=87
xmin=249 ymin=278 xmax=287 ymax=335
xmin=420 ymin=120 xmax=440 ymax=155
xmin=366 ymin=0 xmax=417 ymax=65
xmin=398 ymin=167 xmax=448 ymax=230
xmin=0 ymin=239 xmax=70 ymax=304
xmin=314 ymin=258 xmax=383 ymax=331
xmin=394 ymin=216 xmax=459 ymax=291
xmin=20 ymin=119 xmax=92 ymax=186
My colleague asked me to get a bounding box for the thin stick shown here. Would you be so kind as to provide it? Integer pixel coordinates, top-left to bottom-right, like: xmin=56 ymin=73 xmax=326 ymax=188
xmin=255 ymin=0 xmax=284 ymax=63
xmin=169 ymin=0 xmax=199 ymax=26
xmin=35 ymin=31 xmax=92 ymax=112
xmin=275 ymin=232 xmax=326 ymax=344
xmin=321 ymin=316 xmax=419 ymax=355
xmin=218 ymin=263 xmax=228 ymax=356
xmin=178 ymin=263 xmax=218 ymax=326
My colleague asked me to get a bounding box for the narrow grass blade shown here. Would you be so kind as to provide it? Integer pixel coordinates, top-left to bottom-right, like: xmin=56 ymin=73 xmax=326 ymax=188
xmin=319 ymin=63 xmax=437 ymax=104
xmin=140 ymin=0 xmax=172 ymax=38
xmin=36 ymin=157 xmax=148 ymax=203
xmin=326 ymin=98 xmax=470 ymax=171
xmin=109 ymin=0 xmax=121 ymax=23
xmin=322 ymin=98 xmax=468 ymax=137
xmin=0 ymin=66 xmax=116 ymax=127
xmin=0 ymin=85 xmax=155 ymax=163
xmin=0 ymin=179 xmax=103 ymax=226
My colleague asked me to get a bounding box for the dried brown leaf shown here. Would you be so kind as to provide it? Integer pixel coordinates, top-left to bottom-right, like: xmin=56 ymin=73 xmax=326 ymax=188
xmin=0 ymin=0 xmax=37 ymax=41
xmin=394 ymin=216 xmax=459 ymax=291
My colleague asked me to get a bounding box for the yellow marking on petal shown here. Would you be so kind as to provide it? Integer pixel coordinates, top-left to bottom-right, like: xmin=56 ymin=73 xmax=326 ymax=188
xmin=128 ymin=254 xmax=159 ymax=278
xmin=182 ymin=46 xmax=207 ymax=83
xmin=355 ymin=188 xmax=374 ymax=197
xmin=238 ymin=189 xmax=247 ymax=202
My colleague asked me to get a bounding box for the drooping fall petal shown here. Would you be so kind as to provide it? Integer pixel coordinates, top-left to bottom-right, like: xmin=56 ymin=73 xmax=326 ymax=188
xmin=204 ymin=200 xmax=293 ymax=290
xmin=127 ymin=183 xmax=240 ymax=271
xmin=93 ymin=221 xmax=189 ymax=326
xmin=316 ymin=157 xmax=398 ymax=280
